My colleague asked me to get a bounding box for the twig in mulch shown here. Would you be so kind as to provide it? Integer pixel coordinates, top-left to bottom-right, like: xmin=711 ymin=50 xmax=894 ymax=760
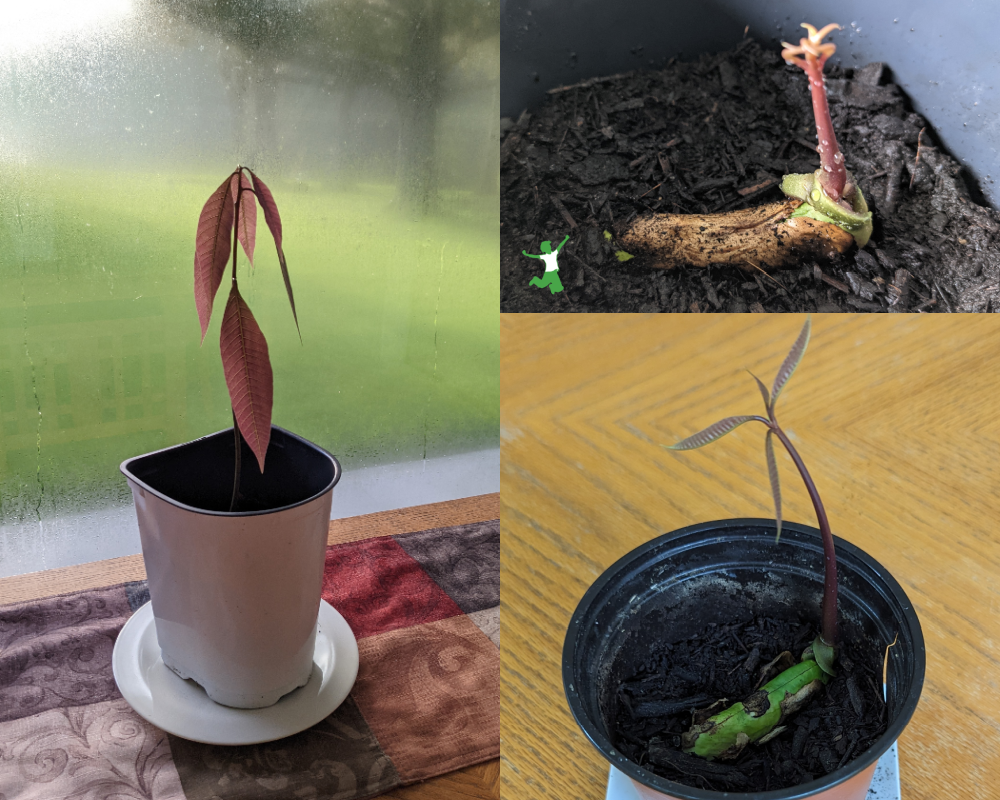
xmin=744 ymin=259 xmax=788 ymax=292
xmin=814 ymin=265 xmax=850 ymax=294
xmin=909 ymin=127 xmax=927 ymax=189
xmin=567 ymin=251 xmax=607 ymax=282
xmin=546 ymin=71 xmax=634 ymax=95
xmin=639 ymin=183 xmax=663 ymax=199
xmin=933 ymin=279 xmax=954 ymax=313
xmin=550 ymin=195 xmax=578 ymax=229
xmin=737 ymin=177 xmax=778 ymax=197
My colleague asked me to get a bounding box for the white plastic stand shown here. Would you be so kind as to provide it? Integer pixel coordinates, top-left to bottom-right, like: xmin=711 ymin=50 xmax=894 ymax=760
xmin=606 ymin=742 xmax=900 ymax=800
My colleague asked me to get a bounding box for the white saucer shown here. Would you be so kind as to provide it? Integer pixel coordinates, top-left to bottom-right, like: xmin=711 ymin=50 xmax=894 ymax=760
xmin=606 ymin=741 xmax=900 ymax=799
xmin=113 ymin=599 xmax=359 ymax=745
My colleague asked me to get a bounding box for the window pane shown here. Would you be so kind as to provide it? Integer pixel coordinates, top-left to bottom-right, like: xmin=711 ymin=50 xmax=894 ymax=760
xmin=0 ymin=0 xmax=499 ymax=527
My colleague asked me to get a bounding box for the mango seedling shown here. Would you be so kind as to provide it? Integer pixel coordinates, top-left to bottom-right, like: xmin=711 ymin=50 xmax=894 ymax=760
xmin=618 ymin=24 xmax=872 ymax=270
xmin=668 ymin=317 xmax=838 ymax=760
xmin=193 ymin=166 xmax=298 ymax=510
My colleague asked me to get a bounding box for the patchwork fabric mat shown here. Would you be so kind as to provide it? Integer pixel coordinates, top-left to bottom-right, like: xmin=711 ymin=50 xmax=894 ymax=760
xmin=0 ymin=519 xmax=499 ymax=800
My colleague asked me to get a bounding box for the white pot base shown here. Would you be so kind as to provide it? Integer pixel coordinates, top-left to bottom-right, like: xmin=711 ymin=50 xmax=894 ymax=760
xmin=161 ymin=645 xmax=314 ymax=709
xmin=606 ymin=742 xmax=900 ymax=800
xmin=113 ymin=599 xmax=359 ymax=745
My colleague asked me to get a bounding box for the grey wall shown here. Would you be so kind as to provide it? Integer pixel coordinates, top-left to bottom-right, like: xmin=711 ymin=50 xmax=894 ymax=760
xmin=502 ymin=0 xmax=999 ymax=207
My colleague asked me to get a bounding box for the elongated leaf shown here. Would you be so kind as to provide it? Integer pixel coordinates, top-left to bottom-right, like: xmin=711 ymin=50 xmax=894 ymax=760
xmin=194 ymin=175 xmax=236 ymax=340
xmin=765 ymin=429 xmax=782 ymax=542
xmin=770 ymin=316 xmax=811 ymax=412
xmin=220 ymin=284 xmax=273 ymax=472
xmin=231 ymin=171 xmax=257 ymax=266
xmin=249 ymin=169 xmax=299 ymax=337
xmin=668 ymin=416 xmax=760 ymax=450
xmin=748 ymin=371 xmax=770 ymax=414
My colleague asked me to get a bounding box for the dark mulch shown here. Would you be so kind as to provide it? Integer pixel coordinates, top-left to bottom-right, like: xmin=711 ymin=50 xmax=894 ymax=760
xmin=501 ymin=38 xmax=1000 ymax=312
xmin=611 ymin=614 xmax=887 ymax=793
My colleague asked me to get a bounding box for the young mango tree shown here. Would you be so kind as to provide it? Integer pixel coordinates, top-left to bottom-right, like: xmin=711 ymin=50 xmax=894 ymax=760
xmin=193 ymin=167 xmax=298 ymax=509
xmin=668 ymin=317 xmax=838 ymax=760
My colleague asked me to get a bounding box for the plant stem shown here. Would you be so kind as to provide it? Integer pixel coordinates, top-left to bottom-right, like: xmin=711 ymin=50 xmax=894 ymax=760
xmin=229 ymin=167 xmax=243 ymax=513
xmin=229 ymin=408 xmax=242 ymax=512
xmin=803 ymin=60 xmax=847 ymax=202
xmin=771 ymin=423 xmax=838 ymax=646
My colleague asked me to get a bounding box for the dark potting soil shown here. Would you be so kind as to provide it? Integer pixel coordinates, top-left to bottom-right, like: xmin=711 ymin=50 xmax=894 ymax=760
xmin=610 ymin=614 xmax=887 ymax=793
xmin=501 ymin=38 xmax=1000 ymax=312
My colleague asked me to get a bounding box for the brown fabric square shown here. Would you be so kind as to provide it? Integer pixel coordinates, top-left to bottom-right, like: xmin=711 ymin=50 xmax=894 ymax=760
xmin=167 ymin=696 xmax=399 ymax=800
xmin=0 ymin=586 xmax=131 ymax=723
xmin=351 ymin=614 xmax=499 ymax=783
xmin=0 ymin=699 xmax=183 ymax=799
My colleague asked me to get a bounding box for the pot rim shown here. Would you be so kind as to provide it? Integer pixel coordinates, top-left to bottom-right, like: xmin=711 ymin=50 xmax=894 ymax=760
xmin=562 ymin=517 xmax=925 ymax=800
xmin=120 ymin=425 xmax=342 ymax=517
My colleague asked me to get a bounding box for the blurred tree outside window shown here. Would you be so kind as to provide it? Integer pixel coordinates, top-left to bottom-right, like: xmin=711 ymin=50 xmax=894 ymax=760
xmin=0 ymin=0 xmax=499 ymax=532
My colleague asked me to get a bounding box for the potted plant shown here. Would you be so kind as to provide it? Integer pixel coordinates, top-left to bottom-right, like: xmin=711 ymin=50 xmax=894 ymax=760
xmin=618 ymin=24 xmax=872 ymax=270
xmin=120 ymin=167 xmax=343 ymax=710
xmin=563 ymin=318 xmax=925 ymax=799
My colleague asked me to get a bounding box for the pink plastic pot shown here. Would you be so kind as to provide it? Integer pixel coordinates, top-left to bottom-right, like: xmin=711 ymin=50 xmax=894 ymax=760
xmin=564 ymin=519 xmax=924 ymax=800
xmin=121 ymin=426 xmax=341 ymax=709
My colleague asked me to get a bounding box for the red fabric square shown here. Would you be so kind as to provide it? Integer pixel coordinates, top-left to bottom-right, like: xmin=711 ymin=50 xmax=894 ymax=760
xmin=322 ymin=536 xmax=464 ymax=639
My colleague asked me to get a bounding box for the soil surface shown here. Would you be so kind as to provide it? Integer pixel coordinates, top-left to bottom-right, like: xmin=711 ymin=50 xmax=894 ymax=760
xmin=610 ymin=614 xmax=887 ymax=792
xmin=501 ymin=38 xmax=1000 ymax=312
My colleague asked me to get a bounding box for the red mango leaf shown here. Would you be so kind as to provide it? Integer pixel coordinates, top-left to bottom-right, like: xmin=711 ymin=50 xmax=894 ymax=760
xmin=194 ymin=175 xmax=235 ymax=340
xmin=220 ymin=284 xmax=273 ymax=472
xmin=667 ymin=416 xmax=760 ymax=451
xmin=771 ymin=316 xmax=811 ymax=413
xmin=230 ymin=171 xmax=257 ymax=267
xmin=249 ymin=169 xmax=300 ymax=337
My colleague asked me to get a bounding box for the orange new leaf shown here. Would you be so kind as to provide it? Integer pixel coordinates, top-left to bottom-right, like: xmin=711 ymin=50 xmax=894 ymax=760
xmin=231 ymin=171 xmax=257 ymax=267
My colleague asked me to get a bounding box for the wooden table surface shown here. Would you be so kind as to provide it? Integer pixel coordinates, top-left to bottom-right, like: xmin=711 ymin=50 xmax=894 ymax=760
xmin=501 ymin=315 xmax=1000 ymax=800
xmin=0 ymin=493 xmax=501 ymax=800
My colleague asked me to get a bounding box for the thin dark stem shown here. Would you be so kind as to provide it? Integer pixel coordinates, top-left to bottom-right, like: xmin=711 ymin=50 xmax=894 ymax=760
xmin=229 ymin=408 xmax=242 ymax=512
xmin=770 ymin=423 xmax=838 ymax=646
xmin=229 ymin=167 xmax=243 ymax=513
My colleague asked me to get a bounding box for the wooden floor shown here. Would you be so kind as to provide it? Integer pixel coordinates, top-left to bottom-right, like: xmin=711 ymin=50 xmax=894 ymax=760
xmin=501 ymin=315 xmax=1000 ymax=800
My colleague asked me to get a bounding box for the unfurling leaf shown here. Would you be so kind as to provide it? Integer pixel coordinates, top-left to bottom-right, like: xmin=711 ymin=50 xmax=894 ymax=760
xmin=770 ymin=316 xmax=811 ymax=412
xmin=194 ymin=175 xmax=235 ymax=340
xmin=748 ymin=371 xmax=770 ymax=414
xmin=668 ymin=416 xmax=760 ymax=450
xmin=231 ymin=171 xmax=257 ymax=266
xmin=765 ymin=429 xmax=782 ymax=542
xmin=220 ymin=285 xmax=273 ymax=472
xmin=249 ymin=170 xmax=299 ymax=337
xmin=812 ymin=636 xmax=837 ymax=677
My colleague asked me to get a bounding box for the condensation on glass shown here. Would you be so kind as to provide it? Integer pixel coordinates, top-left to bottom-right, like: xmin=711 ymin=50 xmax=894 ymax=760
xmin=0 ymin=1 xmax=499 ymax=550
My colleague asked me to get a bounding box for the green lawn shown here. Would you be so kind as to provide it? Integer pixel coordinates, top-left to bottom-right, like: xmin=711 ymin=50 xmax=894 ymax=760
xmin=0 ymin=166 xmax=498 ymax=523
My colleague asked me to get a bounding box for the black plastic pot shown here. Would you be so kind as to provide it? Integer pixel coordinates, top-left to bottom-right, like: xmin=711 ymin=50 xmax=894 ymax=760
xmin=563 ymin=519 xmax=925 ymax=800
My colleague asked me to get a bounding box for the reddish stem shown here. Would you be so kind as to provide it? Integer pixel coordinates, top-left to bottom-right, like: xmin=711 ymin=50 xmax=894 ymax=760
xmin=770 ymin=423 xmax=839 ymax=646
xmin=792 ymin=56 xmax=846 ymax=203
